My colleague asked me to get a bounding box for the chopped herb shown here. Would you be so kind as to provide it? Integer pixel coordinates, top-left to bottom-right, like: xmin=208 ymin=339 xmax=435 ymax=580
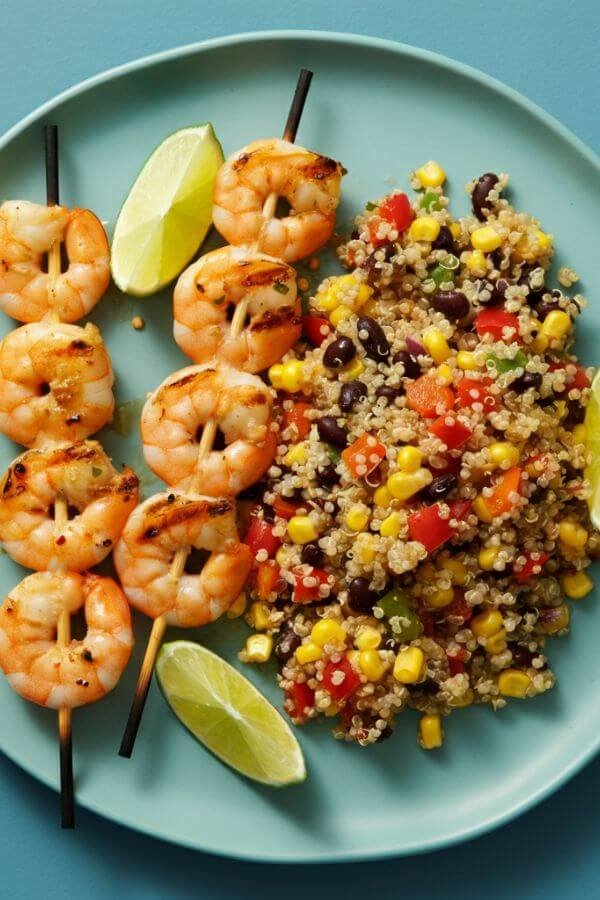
xmin=327 ymin=445 xmax=342 ymax=463
xmin=274 ymin=282 xmax=289 ymax=295
xmin=91 ymin=466 xmax=103 ymax=478
xmin=300 ymin=294 xmax=311 ymax=316
xmin=487 ymin=350 xmax=527 ymax=373
xmin=365 ymin=201 xmax=377 ymax=211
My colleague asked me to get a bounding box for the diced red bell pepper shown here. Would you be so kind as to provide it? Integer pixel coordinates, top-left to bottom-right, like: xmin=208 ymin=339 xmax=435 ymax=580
xmin=322 ymin=657 xmax=362 ymax=702
xmin=302 ymin=315 xmax=332 ymax=348
xmin=408 ymin=500 xmax=472 ymax=553
xmin=341 ymin=433 xmax=387 ymax=477
xmin=282 ymin=402 xmax=313 ymax=440
xmin=244 ymin=516 xmax=281 ymax=558
xmin=428 ymin=455 xmax=462 ymax=476
xmin=456 ymin=376 xmax=497 ymax=411
xmin=548 ymin=360 xmax=591 ymax=393
xmin=379 ymin=192 xmax=414 ymax=232
xmin=291 ymin=566 xmax=331 ymax=603
xmin=429 ymin=413 xmax=472 ymax=451
xmin=513 ymin=551 xmax=549 ymax=583
xmin=419 ymin=610 xmax=437 ymax=638
xmin=443 ymin=589 xmax=473 ymax=623
xmin=255 ymin=561 xmax=285 ymax=601
xmin=273 ymin=495 xmax=303 ymax=520
xmin=475 ymin=308 xmax=521 ymax=343
xmin=447 ymin=646 xmax=468 ymax=676
xmin=286 ymin=682 xmax=315 ymax=721
xmin=406 ymin=373 xmax=456 ymax=418
xmin=484 ymin=466 xmax=522 ymax=517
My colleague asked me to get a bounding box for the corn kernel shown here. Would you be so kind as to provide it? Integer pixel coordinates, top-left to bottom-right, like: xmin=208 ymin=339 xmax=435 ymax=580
xmin=345 ymin=506 xmax=370 ymax=532
xmin=471 ymin=609 xmax=504 ymax=638
xmin=498 ymin=669 xmax=531 ymax=698
xmin=427 ymin=587 xmax=455 ymax=609
xmin=535 ymin=229 xmax=553 ymax=250
xmin=379 ymin=511 xmax=402 ymax=538
xmin=423 ymin=328 xmax=451 ymax=363
xmin=540 ymin=309 xmax=571 ymax=340
xmin=311 ymin=618 xmax=346 ymax=648
xmin=419 ymin=714 xmax=443 ymax=750
xmin=440 ymin=558 xmax=468 ymax=586
xmin=387 ymin=468 xmax=433 ymax=501
xmin=558 ymin=519 xmax=588 ymax=549
xmin=329 ymin=304 xmax=353 ymax=327
xmin=456 ymin=351 xmax=478 ymax=371
xmin=275 ymin=546 xmax=290 ymax=567
xmin=340 ymin=357 xmax=365 ymax=380
xmin=284 ymin=443 xmax=308 ymax=467
xmin=317 ymin=274 xmax=373 ymax=314
xmin=315 ymin=287 xmax=339 ymax=312
xmin=397 ymin=445 xmax=423 ymax=473
xmin=248 ymin=601 xmax=271 ymax=631
xmin=471 ymin=225 xmax=502 ymax=252
xmin=393 ymin=646 xmax=425 ymax=684
xmin=572 ymin=424 xmax=587 ymax=446
xmin=295 ymin=641 xmax=323 ymax=664
xmin=359 ymin=649 xmax=387 ymax=681
xmin=281 ymin=360 xmax=306 ymax=393
xmin=324 ymin=701 xmax=340 ymax=717
xmin=245 ymin=633 xmax=273 ymax=663
xmin=268 ymin=364 xmax=284 ymax=389
xmin=373 ymin=485 xmax=392 ymax=507
xmin=449 ymin=689 xmax=475 ymax=708
xmin=450 ymin=222 xmax=462 ymax=240
xmin=487 ymin=441 xmax=520 ymax=469
xmin=287 ymin=515 xmax=318 ymax=544
xmin=539 ymin=603 xmax=570 ymax=635
xmin=436 ymin=363 xmax=453 ymax=385
xmin=409 ymin=217 xmax=441 ymax=243
xmin=532 ymin=332 xmax=550 ymax=353
xmin=486 ymin=629 xmax=508 ymax=654
xmin=478 ymin=546 xmax=500 ymax=571
xmin=416 ymin=160 xmax=446 ymax=188
xmin=361 ymin=298 xmax=378 ymax=317
xmin=226 ymin=591 xmax=247 ymax=619
xmin=355 ymin=626 xmax=382 ymax=650
xmin=358 ymin=534 xmax=376 ymax=564
xmin=473 ymin=495 xmax=493 ymax=523
xmin=466 ymin=250 xmax=487 ymax=275
xmin=561 ymin=570 xmax=593 ymax=600
xmin=346 ymin=649 xmax=361 ymax=670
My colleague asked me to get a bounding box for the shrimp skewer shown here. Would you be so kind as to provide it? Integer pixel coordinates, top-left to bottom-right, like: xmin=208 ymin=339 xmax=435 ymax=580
xmin=118 ymin=69 xmax=316 ymax=760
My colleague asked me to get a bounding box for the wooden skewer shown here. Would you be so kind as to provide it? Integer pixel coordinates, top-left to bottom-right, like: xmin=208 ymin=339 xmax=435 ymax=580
xmin=45 ymin=123 xmax=75 ymax=828
xmin=118 ymin=69 xmax=314 ymax=759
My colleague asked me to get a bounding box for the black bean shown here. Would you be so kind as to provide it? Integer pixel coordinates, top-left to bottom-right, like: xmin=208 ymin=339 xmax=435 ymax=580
xmin=301 ymin=542 xmax=324 ymax=567
xmin=432 ymin=225 xmax=456 ymax=254
xmin=425 ymin=473 xmax=458 ymax=501
xmin=357 ymin=316 xmax=390 ymax=361
xmin=323 ymin=336 xmax=356 ymax=369
xmin=383 ymin=637 xmax=399 ymax=653
xmin=316 ymin=464 xmax=339 ymax=488
xmin=511 ymin=645 xmax=547 ymax=670
xmin=489 ymin=278 xmax=509 ymax=306
xmin=392 ymin=349 xmax=421 ymax=380
xmin=274 ymin=628 xmax=301 ymax=664
xmin=513 ymin=371 xmax=542 ymax=392
xmin=316 ymin=415 xmax=348 ymax=447
xmin=339 ymin=380 xmax=367 ymax=412
xmin=347 ymin=576 xmax=379 ymax=612
xmin=472 ymin=172 xmax=499 ymax=220
xmin=430 ymin=290 xmax=470 ymax=321
xmin=535 ymin=298 xmax=561 ymax=321
xmin=375 ymin=384 xmax=402 ymax=404
xmin=565 ymin=402 xmax=586 ymax=425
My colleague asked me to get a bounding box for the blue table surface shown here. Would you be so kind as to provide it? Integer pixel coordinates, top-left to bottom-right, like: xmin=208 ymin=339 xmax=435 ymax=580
xmin=1 ymin=1 xmax=599 ymax=897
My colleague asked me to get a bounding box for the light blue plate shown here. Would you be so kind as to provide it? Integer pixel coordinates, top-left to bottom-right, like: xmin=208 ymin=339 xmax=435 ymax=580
xmin=0 ymin=31 xmax=598 ymax=862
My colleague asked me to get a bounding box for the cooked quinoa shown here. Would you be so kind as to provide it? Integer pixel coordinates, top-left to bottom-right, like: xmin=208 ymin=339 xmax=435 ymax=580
xmin=239 ymin=164 xmax=597 ymax=750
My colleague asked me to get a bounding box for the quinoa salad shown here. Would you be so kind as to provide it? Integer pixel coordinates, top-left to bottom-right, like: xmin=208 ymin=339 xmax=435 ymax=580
xmin=238 ymin=162 xmax=597 ymax=751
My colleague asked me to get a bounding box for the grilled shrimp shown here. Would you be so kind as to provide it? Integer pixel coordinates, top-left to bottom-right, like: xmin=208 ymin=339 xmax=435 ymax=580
xmin=141 ymin=363 xmax=277 ymax=495
xmin=0 ymin=571 xmax=133 ymax=709
xmin=173 ymin=245 xmax=301 ymax=372
xmin=212 ymin=139 xmax=344 ymax=262
xmin=0 ymin=320 xmax=114 ymax=447
xmin=0 ymin=441 xmax=138 ymax=571
xmin=113 ymin=491 xmax=251 ymax=627
xmin=0 ymin=200 xmax=110 ymax=324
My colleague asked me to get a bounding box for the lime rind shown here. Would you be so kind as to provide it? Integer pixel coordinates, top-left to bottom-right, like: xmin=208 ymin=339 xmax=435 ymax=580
xmin=156 ymin=641 xmax=306 ymax=787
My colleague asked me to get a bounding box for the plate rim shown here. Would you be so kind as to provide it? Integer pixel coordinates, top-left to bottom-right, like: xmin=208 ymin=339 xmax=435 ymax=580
xmin=0 ymin=28 xmax=598 ymax=863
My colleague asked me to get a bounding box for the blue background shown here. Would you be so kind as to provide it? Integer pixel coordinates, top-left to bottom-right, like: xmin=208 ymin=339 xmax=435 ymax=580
xmin=1 ymin=1 xmax=598 ymax=897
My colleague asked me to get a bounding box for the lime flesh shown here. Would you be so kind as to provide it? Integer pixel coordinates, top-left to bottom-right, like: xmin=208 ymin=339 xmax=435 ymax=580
xmin=111 ymin=124 xmax=223 ymax=296
xmin=585 ymin=371 xmax=600 ymax=528
xmin=156 ymin=641 xmax=306 ymax=787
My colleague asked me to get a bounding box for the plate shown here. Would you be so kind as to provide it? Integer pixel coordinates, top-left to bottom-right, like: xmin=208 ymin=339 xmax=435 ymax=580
xmin=0 ymin=30 xmax=598 ymax=862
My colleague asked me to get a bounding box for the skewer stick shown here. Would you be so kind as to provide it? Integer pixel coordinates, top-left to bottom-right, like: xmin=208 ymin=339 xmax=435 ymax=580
xmin=118 ymin=68 xmax=314 ymax=759
xmin=45 ymin=124 xmax=74 ymax=828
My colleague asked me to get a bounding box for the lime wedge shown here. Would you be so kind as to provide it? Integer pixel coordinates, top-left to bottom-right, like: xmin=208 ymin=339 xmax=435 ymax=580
xmin=156 ymin=641 xmax=306 ymax=787
xmin=111 ymin=124 xmax=224 ymax=296
xmin=585 ymin=371 xmax=600 ymax=528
